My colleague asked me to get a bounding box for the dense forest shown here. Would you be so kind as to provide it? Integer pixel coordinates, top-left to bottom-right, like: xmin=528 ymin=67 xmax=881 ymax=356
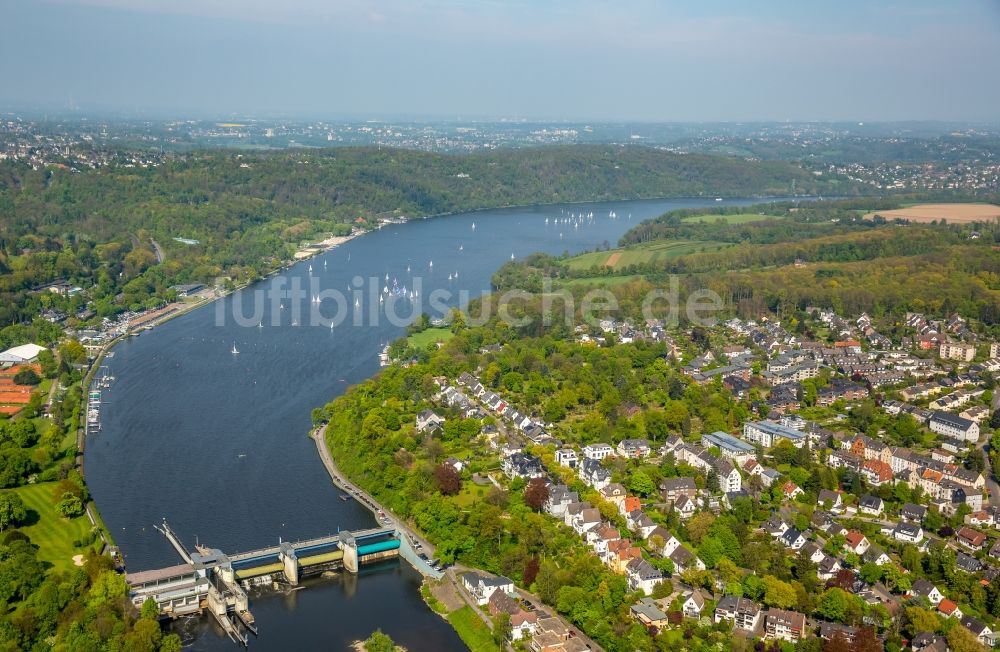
xmin=0 ymin=146 xmax=849 ymax=335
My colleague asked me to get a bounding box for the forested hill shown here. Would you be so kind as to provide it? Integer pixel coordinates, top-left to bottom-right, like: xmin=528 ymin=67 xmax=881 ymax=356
xmin=0 ymin=145 xmax=851 ymax=330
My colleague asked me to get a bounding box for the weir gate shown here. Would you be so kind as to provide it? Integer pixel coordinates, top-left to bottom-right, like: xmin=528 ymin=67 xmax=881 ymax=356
xmin=125 ymin=521 xmax=400 ymax=646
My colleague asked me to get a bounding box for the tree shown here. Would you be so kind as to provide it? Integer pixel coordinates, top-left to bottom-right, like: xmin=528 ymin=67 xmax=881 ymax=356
xmin=524 ymin=478 xmax=549 ymax=511
xmin=363 ymin=630 xmax=399 ymax=652
xmin=13 ymin=368 xmax=40 ymax=386
xmin=628 ymin=470 xmax=656 ymax=497
xmin=140 ymin=597 xmax=160 ymax=620
xmin=523 ymin=556 xmax=540 ymax=587
xmin=686 ymin=512 xmax=715 ymax=544
xmin=816 ymin=588 xmax=851 ymax=623
xmin=433 ymin=464 xmax=461 ymax=495
xmin=0 ymin=492 xmax=26 ymax=531
xmin=947 ymin=623 xmax=988 ymax=652
xmin=56 ymin=492 xmax=84 ymax=518
xmin=853 ymin=626 xmax=883 ymax=652
xmin=492 ymin=612 xmax=511 ymax=646
xmin=762 ymin=575 xmax=797 ymax=609
xmin=859 ymin=562 xmax=883 ymax=585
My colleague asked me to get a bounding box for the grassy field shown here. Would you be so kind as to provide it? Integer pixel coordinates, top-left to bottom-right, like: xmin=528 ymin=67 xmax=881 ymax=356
xmin=446 ymin=605 xmax=501 ymax=652
xmin=565 ymin=240 xmax=728 ymax=272
xmin=12 ymin=482 xmax=92 ymax=572
xmin=407 ymin=327 xmax=455 ymax=349
xmin=681 ymin=212 xmax=780 ymax=224
xmin=558 ymin=274 xmax=646 ymax=288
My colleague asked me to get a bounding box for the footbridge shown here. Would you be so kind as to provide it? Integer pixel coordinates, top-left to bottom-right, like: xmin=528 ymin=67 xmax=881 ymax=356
xmin=127 ymin=522 xmax=400 ymax=646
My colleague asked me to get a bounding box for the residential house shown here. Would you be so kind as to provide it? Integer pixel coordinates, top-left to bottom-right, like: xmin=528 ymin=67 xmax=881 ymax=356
xmin=510 ymin=612 xmax=538 ymax=641
xmin=625 ymin=558 xmax=663 ymax=595
xmin=617 ymin=438 xmax=652 ymax=458
xmin=845 ymin=530 xmax=870 ymax=555
xmin=780 ymin=528 xmax=808 ymax=550
xmin=578 ymin=458 xmax=611 ymax=490
xmin=660 ymin=477 xmax=698 ymax=503
xmin=861 ymin=460 xmax=894 ymax=486
xmin=858 ymin=495 xmax=884 ymax=516
xmin=893 ymin=522 xmax=924 ymax=544
xmin=940 ymin=341 xmax=976 ymax=362
xmin=503 ymin=452 xmax=545 ymax=480
xmin=582 ymin=443 xmax=614 ymax=460
xmin=863 ymin=546 xmax=892 ymax=566
xmin=782 ymin=482 xmax=804 ymax=501
xmin=701 ymin=431 xmax=757 ymax=463
xmin=598 ymin=483 xmax=627 ymax=507
xmin=631 ymin=598 xmax=668 ymax=630
xmin=961 ymin=616 xmax=997 ymax=647
xmin=911 ymin=579 xmax=945 ymax=606
xmin=682 ymin=589 xmax=707 ymax=619
xmin=461 ymin=572 xmax=515 ymax=606
xmin=929 ymin=411 xmax=980 ymax=442
xmin=555 ymin=449 xmax=578 ymax=468
xmin=415 ymin=409 xmax=446 ymax=432
xmin=715 ymin=596 xmax=762 ymax=632
xmin=937 ymin=599 xmax=963 ymax=620
xmin=901 ymin=503 xmax=928 ymax=523
xmin=764 ymin=609 xmax=807 ymax=642
xmin=743 ymin=420 xmax=806 ymax=448
xmin=818 ymin=489 xmax=843 ymax=511
xmin=958 ymin=526 xmax=988 ymax=551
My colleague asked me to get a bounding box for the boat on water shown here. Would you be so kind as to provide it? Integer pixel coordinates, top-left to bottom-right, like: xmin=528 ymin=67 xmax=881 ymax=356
xmin=715 ymin=197 xmax=723 ymax=201
xmin=231 ymin=342 xmax=239 ymax=355
xmin=339 ymin=494 xmax=351 ymax=501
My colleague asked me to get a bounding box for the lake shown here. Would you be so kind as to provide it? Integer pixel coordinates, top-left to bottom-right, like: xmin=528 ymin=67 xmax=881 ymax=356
xmin=87 ymin=196 xmax=761 ymax=650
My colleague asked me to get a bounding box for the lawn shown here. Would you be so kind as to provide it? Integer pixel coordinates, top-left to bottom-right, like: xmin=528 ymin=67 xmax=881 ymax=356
xmin=564 ymin=240 xmax=728 ymax=272
xmin=681 ymin=212 xmax=781 ymax=224
xmin=408 ymin=327 xmax=455 ymax=349
xmin=446 ymin=605 xmax=501 ymax=652
xmin=12 ymin=482 xmax=93 ymax=572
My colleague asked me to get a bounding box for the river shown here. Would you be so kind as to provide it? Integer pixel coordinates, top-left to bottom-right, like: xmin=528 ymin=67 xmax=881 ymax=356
xmin=87 ymin=196 xmax=761 ymax=650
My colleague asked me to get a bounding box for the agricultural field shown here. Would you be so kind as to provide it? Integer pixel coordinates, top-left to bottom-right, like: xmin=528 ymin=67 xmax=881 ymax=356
xmin=864 ymin=202 xmax=1000 ymax=223
xmin=565 ymin=240 xmax=728 ymax=271
xmin=681 ymin=212 xmax=781 ymax=224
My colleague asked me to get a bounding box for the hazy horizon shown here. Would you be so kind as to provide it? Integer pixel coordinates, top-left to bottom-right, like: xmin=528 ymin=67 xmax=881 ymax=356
xmin=3 ymin=0 xmax=999 ymax=123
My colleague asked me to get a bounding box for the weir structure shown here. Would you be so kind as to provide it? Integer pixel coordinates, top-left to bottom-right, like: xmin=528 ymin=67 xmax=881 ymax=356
xmin=127 ymin=521 xmax=399 ymax=646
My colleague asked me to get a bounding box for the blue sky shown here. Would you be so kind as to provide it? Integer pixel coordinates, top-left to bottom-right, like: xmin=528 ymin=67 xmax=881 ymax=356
xmin=3 ymin=0 xmax=999 ymax=121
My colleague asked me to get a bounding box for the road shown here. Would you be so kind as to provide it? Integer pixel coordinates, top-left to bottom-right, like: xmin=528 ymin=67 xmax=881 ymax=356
xmin=150 ymin=238 xmax=165 ymax=264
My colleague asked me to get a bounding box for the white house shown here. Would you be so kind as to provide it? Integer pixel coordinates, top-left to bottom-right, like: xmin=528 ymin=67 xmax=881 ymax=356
xmin=929 ymin=411 xmax=980 ymax=442
xmin=582 ymin=443 xmax=615 ymax=460
xmin=461 ymin=572 xmax=515 ymax=606
xmin=555 ymin=449 xmax=578 ymax=468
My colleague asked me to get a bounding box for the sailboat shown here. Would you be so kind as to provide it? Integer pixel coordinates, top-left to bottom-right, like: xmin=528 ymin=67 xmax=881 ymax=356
xmin=471 ymin=222 xmax=476 ymax=230
xmin=324 ymin=260 xmax=327 ymax=268
xmin=510 ymin=253 xmax=515 ymax=260
xmin=231 ymin=342 xmax=239 ymax=355
xmin=330 ymin=322 xmax=335 ymax=330
xmin=429 ymin=260 xmax=433 ymax=268
xmin=355 ymin=298 xmax=360 ymax=308
xmin=308 ymin=264 xmax=312 ymax=272
xmin=448 ymin=273 xmax=453 ymax=281
xmin=459 ymin=245 xmax=463 ymax=251
xmin=258 ymin=321 xmax=263 ymax=329
xmin=454 ymin=271 xmax=459 ymax=279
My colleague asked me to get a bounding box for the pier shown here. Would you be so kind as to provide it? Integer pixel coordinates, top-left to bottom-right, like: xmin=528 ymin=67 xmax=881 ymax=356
xmin=127 ymin=521 xmax=400 ymax=646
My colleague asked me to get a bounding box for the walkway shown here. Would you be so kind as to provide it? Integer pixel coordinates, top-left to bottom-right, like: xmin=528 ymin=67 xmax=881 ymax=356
xmin=311 ymin=426 xmax=438 ymax=562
